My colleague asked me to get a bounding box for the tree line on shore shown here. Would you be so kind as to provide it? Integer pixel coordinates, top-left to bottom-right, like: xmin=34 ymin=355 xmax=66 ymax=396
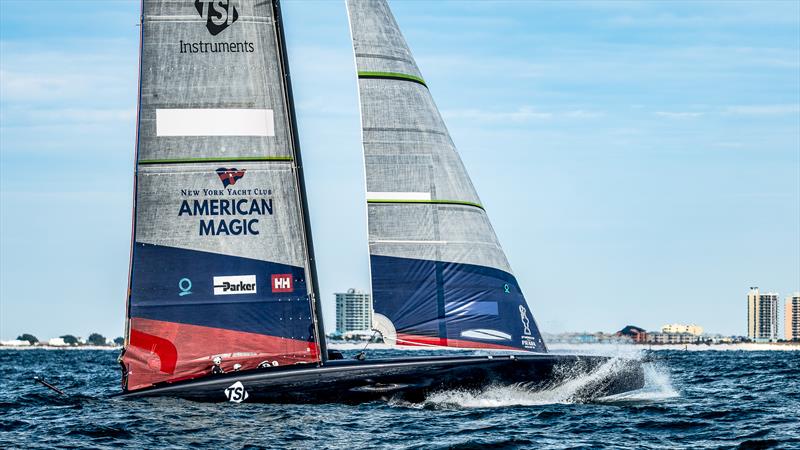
xmin=14 ymin=333 xmax=124 ymax=346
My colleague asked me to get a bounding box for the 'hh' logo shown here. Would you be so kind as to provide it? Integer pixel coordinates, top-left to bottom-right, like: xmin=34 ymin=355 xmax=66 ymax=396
xmin=195 ymin=0 xmax=239 ymax=36
xmin=216 ymin=167 xmax=246 ymax=188
xmin=271 ymin=274 xmax=293 ymax=293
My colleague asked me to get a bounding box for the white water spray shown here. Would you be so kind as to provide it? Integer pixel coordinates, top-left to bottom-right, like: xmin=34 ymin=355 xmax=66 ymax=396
xmin=396 ymin=347 xmax=677 ymax=409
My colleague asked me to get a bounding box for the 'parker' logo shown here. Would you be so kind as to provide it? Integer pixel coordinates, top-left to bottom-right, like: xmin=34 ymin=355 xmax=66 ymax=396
xmin=195 ymin=0 xmax=239 ymax=36
xmin=216 ymin=168 xmax=246 ymax=188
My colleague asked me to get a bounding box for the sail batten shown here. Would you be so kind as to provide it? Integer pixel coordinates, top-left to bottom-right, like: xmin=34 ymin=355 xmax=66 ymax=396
xmin=348 ymin=0 xmax=546 ymax=353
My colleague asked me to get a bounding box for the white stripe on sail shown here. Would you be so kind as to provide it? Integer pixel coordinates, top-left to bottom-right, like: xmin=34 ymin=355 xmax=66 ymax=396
xmin=374 ymin=240 xmax=448 ymax=244
xmin=366 ymin=192 xmax=431 ymax=201
xmin=156 ymin=109 xmax=275 ymax=137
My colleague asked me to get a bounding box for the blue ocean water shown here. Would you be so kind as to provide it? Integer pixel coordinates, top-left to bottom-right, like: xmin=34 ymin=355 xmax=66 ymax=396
xmin=0 ymin=348 xmax=798 ymax=449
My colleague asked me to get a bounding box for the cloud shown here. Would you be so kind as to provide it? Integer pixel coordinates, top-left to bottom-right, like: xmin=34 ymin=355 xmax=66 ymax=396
xmin=442 ymin=106 xmax=605 ymax=123
xmin=654 ymin=111 xmax=704 ymax=118
xmin=724 ymin=105 xmax=800 ymax=116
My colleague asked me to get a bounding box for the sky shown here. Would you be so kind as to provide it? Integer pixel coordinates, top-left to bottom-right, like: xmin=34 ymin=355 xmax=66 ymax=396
xmin=1 ymin=0 xmax=798 ymax=341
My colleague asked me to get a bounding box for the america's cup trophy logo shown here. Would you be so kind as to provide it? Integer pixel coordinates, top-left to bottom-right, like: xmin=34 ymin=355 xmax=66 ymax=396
xmin=195 ymin=0 xmax=239 ymax=36
xmin=519 ymin=305 xmax=532 ymax=336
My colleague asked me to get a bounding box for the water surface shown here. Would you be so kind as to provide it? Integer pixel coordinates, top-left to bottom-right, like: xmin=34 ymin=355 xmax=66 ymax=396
xmin=1 ymin=348 xmax=797 ymax=449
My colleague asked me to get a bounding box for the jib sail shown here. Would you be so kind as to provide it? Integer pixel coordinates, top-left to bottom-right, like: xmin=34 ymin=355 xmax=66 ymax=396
xmin=121 ymin=0 xmax=323 ymax=391
xmin=346 ymin=0 xmax=546 ymax=352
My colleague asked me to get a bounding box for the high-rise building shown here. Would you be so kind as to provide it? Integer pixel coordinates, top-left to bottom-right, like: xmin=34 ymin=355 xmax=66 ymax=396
xmin=747 ymin=287 xmax=779 ymax=342
xmin=661 ymin=324 xmax=704 ymax=336
xmin=785 ymin=293 xmax=800 ymax=341
xmin=335 ymin=289 xmax=372 ymax=333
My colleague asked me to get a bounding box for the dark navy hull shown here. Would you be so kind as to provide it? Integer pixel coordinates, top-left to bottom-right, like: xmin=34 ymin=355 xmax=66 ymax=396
xmin=114 ymin=354 xmax=645 ymax=403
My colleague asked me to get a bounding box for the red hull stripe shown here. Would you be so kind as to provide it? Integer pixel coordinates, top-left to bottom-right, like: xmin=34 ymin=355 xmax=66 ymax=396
xmin=122 ymin=318 xmax=319 ymax=392
xmin=396 ymin=333 xmax=527 ymax=351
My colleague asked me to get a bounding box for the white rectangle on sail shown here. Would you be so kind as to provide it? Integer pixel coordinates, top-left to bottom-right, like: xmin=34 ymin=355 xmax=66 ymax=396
xmin=156 ymin=109 xmax=274 ymax=137
xmin=366 ymin=192 xmax=431 ymax=201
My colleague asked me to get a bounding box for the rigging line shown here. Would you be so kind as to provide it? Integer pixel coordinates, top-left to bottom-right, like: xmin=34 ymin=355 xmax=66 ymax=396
xmin=354 ymin=330 xmax=379 ymax=361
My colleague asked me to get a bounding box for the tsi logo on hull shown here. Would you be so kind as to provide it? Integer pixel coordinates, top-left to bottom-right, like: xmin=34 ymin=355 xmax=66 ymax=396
xmin=213 ymin=275 xmax=257 ymax=295
xmin=224 ymin=381 xmax=249 ymax=403
xmin=271 ymin=274 xmax=293 ymax=293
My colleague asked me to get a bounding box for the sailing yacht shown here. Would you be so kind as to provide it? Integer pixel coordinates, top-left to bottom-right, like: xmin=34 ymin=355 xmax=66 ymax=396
xmin=115 ymin=0 xmax=644 ymax=402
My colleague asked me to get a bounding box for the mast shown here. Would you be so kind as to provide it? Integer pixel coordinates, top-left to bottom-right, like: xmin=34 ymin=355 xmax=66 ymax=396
xmin=272 ymin=0 xmax=327 ymax=363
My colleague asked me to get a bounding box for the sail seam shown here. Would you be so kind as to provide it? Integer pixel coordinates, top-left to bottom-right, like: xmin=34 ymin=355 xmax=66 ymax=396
xmin=354 ymin=53 xmax=415 ymax=64
xmin=367 ymin=199 xmax=485 ymax=210
xmin=363 ymin=127 xmax=447 ymax=136
xmin=358 ymin=71 xmax=427 ymax=87
xmin=139 ymin=156 xmax=293 ymax=165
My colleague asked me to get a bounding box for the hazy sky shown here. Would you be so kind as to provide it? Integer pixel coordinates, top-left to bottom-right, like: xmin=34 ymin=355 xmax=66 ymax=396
xmin=1 ymin=1 xmax=798 ymax=340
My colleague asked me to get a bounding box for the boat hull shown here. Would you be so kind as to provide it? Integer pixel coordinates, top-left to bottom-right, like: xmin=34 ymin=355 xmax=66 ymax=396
xmin=113 ymin=354 xmax=645 ymax=403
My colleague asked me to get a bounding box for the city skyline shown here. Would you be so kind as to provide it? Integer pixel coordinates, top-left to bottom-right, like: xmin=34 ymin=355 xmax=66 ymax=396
xmin=1 ymin=1 xmax=799 ymax=339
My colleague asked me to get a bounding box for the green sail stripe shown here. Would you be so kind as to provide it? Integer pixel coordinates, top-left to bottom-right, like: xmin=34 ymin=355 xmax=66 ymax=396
xmin=358 ymin=71 xmax=427 ymax=87
xmin=367 ymin=199 xmax=485 ymax=211
xmin=138 ymin=156 xmax=294 ymax=165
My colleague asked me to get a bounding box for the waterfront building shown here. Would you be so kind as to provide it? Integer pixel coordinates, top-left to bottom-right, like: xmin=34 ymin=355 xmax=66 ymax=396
xmin=47 ymin=337 xmax=69 ymax=347
xmin=747 ymin=287 xmax=779 ymax=342
xmin=785 ymin=292 xmax=800 ymax=341
xmin=616 ymin=325 xmax=647 ymax=343
xmin=661 ymin=323 xmax=704 ymax=336
xmin=647 ymin=332 xmax=699 ymax=345
xmin=335 ymin=288 xmax=372 ymax=333
xmin=0 ymin=340 xmax=31 ymax=347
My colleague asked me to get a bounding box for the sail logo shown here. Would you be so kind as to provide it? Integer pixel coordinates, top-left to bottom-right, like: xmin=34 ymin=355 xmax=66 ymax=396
xmin=213 ymin=275 xmax=257 ymax=295
xmin=271 ymin=274 xmax=293 ymax=293
xmin=195 ymin=0 xmax=238 ymax=36
xmin=178 ymin=278 xmax=193 ymax=296
xmin=224 ymin=381 xmax=249 ymax=403
xmin=519 ymin=305 xmax=532 ymax=336
xmin=216 ymin=168 xmax=246 ymax=188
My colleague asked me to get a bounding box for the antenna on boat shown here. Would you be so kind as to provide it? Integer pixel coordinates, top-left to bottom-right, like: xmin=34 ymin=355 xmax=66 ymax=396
xmin=33 ymin=376 xmax=67 ymax=396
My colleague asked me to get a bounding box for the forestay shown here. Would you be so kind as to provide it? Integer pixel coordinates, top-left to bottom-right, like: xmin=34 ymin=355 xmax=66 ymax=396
xmin=121 ymin=0 xmax=321 ymax=392
xmin=346 ymin=0 xmax=546 ymax=352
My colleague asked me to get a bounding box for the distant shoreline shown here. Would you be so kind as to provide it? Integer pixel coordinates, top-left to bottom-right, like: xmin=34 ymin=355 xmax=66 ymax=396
xmin=2 ymin=342 xmax=798 ymax=352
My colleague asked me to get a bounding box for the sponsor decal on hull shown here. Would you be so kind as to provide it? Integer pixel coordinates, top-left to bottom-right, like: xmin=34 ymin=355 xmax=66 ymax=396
xmin=213 ymin=275 xmax=257 ymax=295
xmin=224 ymin=381 xmax=249 ymax=403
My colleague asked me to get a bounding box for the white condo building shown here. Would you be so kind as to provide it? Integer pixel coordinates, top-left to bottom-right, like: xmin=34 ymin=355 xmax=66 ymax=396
xmin=335 ymin=289 xmax=373 ymax=333
xmin=747 ymin=287 xmax=779 ymax=342
xmin=661 ymin=323 xmax=704 ymax=336
xmin=785 ymin=293 xmax=800 ymax=341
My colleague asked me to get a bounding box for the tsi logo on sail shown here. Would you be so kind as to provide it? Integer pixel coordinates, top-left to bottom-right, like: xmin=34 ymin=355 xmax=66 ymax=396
xmin=213 ymin=275 xmax=257 ymax=295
